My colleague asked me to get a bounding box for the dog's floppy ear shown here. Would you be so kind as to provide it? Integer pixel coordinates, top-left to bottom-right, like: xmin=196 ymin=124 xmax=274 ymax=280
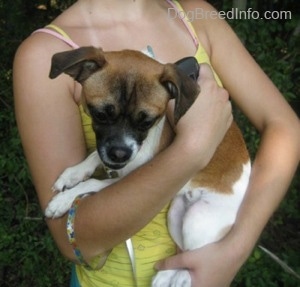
xmin=160 ymin=64 xmax=200 ymax=125
xmin=49 ymin=46 xmax=106 ymax=83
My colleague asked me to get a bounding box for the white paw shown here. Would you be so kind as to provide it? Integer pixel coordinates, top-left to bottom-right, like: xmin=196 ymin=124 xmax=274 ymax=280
xmin=170 ymin=270 xmax=191 ymax=287
xmin=52 ymin=166 xmax=93 ymax=192
xmin=152 ymin=270 xmax=177 ymax=287
xmin=152 ymin=270 xmax=191 ymax=287
xmin=52 ymin=151 xmax=102 ymax=192
xmin=45 ymin=190 xmax=76 ymax=218
xmin=45 ymin=179 xmax=115 ymax=218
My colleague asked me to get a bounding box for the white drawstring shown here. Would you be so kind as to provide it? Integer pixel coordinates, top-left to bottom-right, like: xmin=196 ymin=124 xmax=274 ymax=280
xmin=126 ymin=238 xmax=138 ymax=287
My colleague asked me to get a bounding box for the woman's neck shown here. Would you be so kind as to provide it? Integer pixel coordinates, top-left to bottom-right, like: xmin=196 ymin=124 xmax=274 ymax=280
xmin=78 ymin=0 xmax=163 ymax=22
xmin=54 ymin=0 xmax=197 ymax=62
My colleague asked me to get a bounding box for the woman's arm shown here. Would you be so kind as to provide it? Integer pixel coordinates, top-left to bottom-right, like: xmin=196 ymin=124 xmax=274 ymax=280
xmin=201 ymin=0 xmax=300 ymax=253
xmin=14 ymin=33 xmax=88 ymax=259
xmin=14 ymin=32 xmax=232 ymax=262
xmin=157 ymin=1 xmax=300 ymax=286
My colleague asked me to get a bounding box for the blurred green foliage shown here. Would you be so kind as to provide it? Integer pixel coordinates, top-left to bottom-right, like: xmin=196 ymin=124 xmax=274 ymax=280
xmin=0 ymin=0 xmax=299 ymax=286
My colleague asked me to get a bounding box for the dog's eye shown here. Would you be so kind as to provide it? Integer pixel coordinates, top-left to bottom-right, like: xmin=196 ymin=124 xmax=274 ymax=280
xmin=95 ymin=111 xmax=108 ymax=122
xmin=105 ymin=104 xmax=116 ymax=118
xmin=136 ymin=111 xmax=156 ymax=131
xmin=89 ymin=104 xmax=117 ymax=124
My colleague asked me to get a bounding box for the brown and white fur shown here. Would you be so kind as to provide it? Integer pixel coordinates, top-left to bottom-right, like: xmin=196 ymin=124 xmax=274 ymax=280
xmin=45 ymin=47 xmax=251 ymax=287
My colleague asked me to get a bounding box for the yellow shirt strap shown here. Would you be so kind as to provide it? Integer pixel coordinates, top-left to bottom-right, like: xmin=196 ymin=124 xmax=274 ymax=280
xmin=33 ymin=24 xmax=79 ymax=48
xmin=166 ymin=0 xmax=199 ymax=46
xmin=46 ymin=24 xmax=72 ymax=39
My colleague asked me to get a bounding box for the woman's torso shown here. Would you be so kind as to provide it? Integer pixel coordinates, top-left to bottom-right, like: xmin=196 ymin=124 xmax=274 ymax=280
xmin=33 ymin=1 xmax=220 ymax=286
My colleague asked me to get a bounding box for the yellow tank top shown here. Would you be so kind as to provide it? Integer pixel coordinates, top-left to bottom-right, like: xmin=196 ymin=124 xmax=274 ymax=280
xmin=76 ymin=4 xmax=222 ymax=284
xmin=35 ymin=1 xmax=223 ymax=286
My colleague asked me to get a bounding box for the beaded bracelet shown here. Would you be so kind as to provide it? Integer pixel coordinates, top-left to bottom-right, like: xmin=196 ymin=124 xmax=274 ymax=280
xmin=67 ymin=193 xmax=93 ymax=270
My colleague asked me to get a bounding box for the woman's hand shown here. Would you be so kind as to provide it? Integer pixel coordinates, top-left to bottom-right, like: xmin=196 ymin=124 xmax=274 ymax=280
xmin=155 ymin=234 xmax=245 ymax=287
xmin=162 ymin=65 xmax=243 ymax=286
xmin=169 ymin=63 xmax=233 ymax=170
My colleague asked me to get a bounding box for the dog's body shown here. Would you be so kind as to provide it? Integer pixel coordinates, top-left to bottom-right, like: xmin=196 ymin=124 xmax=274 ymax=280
xmin=45 ymin=47 xmax=250 ymax=287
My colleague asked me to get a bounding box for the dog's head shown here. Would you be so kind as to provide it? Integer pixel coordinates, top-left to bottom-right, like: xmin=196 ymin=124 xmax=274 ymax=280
xmin=50 ymin=47 xmax=199 ymax=169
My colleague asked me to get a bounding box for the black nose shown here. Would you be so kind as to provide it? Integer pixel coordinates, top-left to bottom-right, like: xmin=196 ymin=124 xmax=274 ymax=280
xmin=108 ymin=146 xmax=132 ymax=163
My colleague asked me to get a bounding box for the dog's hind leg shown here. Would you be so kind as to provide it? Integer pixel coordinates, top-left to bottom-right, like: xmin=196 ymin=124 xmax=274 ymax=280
xmin=182 ymin=191 xmax=236 ymax=251
xmin=167 ymin=195 xmax=186 ymax=250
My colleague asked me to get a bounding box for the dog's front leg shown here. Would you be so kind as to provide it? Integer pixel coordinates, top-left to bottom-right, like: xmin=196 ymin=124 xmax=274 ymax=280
xmin=45 ymin=178 xmax=117 ymax=218
xmin=52 ymin=151 xmax=102 ymax=192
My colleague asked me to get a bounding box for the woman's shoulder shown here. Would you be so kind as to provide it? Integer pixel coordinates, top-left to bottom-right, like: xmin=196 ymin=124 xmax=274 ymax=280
xmin=172 ymin=0 xmax=222 ymax=58
xmin=177 ymin=0 xmax=218 ymax=13
xmin=177 ymin=0 xmax=233 ymax=53
xmin=177 ymin=0 xmax=226 ymax=29
xmin=13 ymin=24 xmax=76 ymax=104
xmin=14 ymin=2 xmax=79 ymax=63
xmin=13 ymin=38 xmax=67 ymax=107
xmin=15 ymin=33 xmax=62 ymax=61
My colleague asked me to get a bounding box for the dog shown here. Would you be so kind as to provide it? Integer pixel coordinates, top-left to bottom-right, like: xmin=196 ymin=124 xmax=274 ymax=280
xmin=45 ymin=46 xmax=251 ymax=287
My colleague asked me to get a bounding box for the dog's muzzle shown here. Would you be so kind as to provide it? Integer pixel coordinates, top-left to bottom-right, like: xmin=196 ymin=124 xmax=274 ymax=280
xmin=97 ymin=136 xmax=140 ymax=170
xmin=108 ymin=144 xmax=132 ymax=163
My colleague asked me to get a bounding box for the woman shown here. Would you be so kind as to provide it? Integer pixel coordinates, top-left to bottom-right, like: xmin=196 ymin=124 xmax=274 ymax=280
xmin=13 ymin=0 xmax=300 ymax=286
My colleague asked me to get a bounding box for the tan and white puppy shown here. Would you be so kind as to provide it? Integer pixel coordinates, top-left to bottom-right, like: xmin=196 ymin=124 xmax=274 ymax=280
xmin=45 ymin=47 xmax=251 ymax=287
